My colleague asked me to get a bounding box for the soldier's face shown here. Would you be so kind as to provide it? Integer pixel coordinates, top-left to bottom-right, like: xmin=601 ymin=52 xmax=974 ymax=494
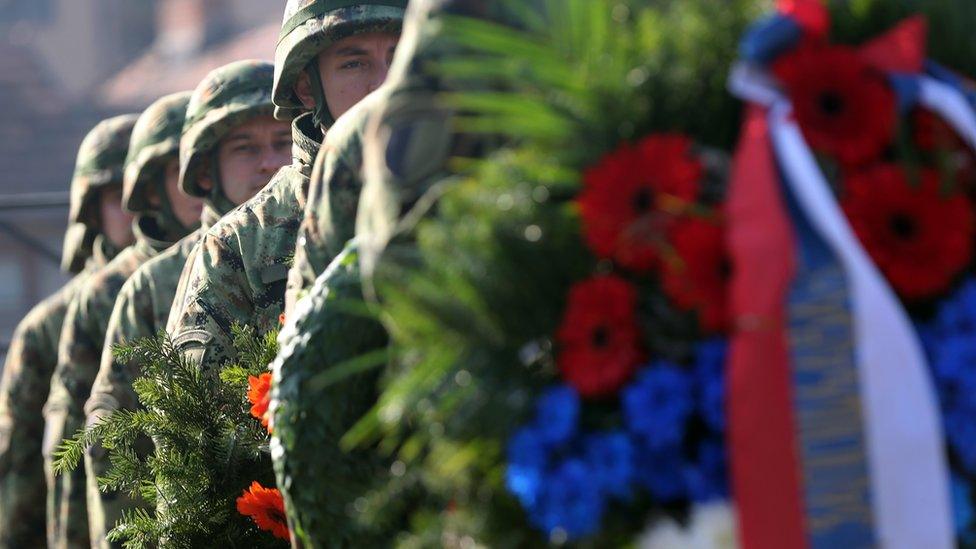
xmin=211 ymin=115 xmax=292 ymax=206
xmin=99 ymin=186 xmax=135 ymax=248
xmin=163 ymin=158 xmax=204 ymax=227
xmin=315 ymin=31 xmax=399 ymax=121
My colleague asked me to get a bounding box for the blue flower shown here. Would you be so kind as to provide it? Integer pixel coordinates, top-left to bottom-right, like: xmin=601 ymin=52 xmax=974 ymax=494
xmin=932 ymin=278 xmax=976 ymax=336
xmin=533 ymin=385 xmax=580 ymax=448
xmin=505 ymin=427 xmax=549 ymax=507
xmin=947 ymin=409 xmax=976 ymax=475
xmin=685 ymin=437 xmax=730 ymax=502
xmin=622 ymin=362 xmax=694 ymax=450
xmin=528 ymin=458 xmax=605 ymax=540
xmin=633 ymin=441 xmax=688 ymax=502
xmin=582 ymin=431 xmax=635 ymax=498
xmin=923 ymin=329 xmax=976 ymax=477
xmin=930 ymin=334 xmax=976 ymax=408
xmin=694 ymin=339 xmax=728 ymax=432
xmin=952 ymin=474 xmax=974 ymax=538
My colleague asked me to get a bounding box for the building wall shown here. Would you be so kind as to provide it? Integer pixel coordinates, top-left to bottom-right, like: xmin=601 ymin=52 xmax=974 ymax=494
xmin=32 ymin=0 xmax=155 ymax=98
xmin=0 ymin=0 xmax=283 ymax=365
xmin=0 ymin=205 xmax=71 ymax=363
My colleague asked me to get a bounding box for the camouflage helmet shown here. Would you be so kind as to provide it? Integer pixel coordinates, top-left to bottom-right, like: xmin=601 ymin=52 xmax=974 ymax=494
xmin=123 ymin=91 xmax=192 ymax=214
xmin=180 ymin=60 xmax=276 ymax=199
xmin=68 ymin=113 xmax=140 ymax=230
xmin=273 ymin=0 xmax=407 ymax=120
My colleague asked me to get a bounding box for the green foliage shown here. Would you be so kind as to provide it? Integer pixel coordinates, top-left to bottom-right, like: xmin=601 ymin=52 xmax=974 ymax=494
xmin=828 ymin=0 xmax=976 ymax=76
xmin=437 ymin=0 xmax=764 ymax=157
xmin=329 ymin=0 xmax=760 ymax=545
xmin=347 ymin=1 xmax=976 ymax=544
xmin=336 ymin=1 xmax=976 ymax=545
xmin=54 ymin=326 xmax=284 ymax=548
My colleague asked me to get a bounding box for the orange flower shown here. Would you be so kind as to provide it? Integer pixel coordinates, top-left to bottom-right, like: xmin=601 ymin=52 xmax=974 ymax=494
xmin=278 ymin=312 xmax=286 ymax=326
xmin=236 ymin=481 xmax=290 ymax=540
xmin=247 ymin=373 xmax=272 ymax=432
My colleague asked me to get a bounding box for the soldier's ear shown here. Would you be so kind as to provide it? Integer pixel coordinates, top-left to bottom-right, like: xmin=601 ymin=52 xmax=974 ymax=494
xmin=294 ymin=72 xmax=316 ymax=111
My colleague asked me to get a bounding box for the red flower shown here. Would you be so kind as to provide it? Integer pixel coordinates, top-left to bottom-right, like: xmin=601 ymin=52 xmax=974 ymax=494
xmin=773 ymin=44 xmax=896 ymax=166
xmin=247 ymin=373 xmax=272 ymax=432
xmin=777 ymin=0 xmax=829 ymax=38
xmin=661 ymin=218 xmax=730 ymax=334
xmin=842 ymin=164 xmax=974 ymax=300
xmin=556 ymin=275 xmax=643 ymax=397
xmin=912 ymin=109 xmax=966 ymax=152
xmin=278 ymin=312 xmax=286 ymax=327
xmin=578 ymin=134 xmax=703 ymax=271
xmin=236 ymin=481 xmax=290 ymax=540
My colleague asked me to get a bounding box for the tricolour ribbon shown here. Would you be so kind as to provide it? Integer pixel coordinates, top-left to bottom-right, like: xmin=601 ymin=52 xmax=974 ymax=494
xmin=728 ymin=6 xmax=961 ymax=548
xmin=727 ymin=104 xmax=807 ymax=549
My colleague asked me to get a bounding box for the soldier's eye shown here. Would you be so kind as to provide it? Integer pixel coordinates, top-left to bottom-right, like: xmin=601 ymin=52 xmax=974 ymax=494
xmin=341 ymin=60 xmax=365 ymax=70
xmin=233 ymin=144 xmax=258 ymax=155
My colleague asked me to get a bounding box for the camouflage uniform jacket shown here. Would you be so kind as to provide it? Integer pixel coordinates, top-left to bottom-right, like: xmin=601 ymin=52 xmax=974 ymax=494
xmin=0 ymin=239 xmax=115 ymax=548
xmin=81 ymin=207 xmax=221 ymax=548
xmin=286 ymin=92 xmax=380 ymax=315
xmin=166 ymin=112 xmax=321 ymax=371
xmin=43 ymin=221 xmax=173 ymax=549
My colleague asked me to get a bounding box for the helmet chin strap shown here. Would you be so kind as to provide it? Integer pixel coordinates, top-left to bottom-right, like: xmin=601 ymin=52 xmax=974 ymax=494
xmin=305 ymin=61 xmax=335 ymax=130
xmin=207 ymin=151 xmax=239 ymax=216
xmin=151 ymin=170 xmax=197 ymax=241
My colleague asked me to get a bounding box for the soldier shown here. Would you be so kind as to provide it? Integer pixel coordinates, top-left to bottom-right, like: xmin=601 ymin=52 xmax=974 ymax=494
xmin=0 ymin=114 xmax=137 ymax=548
xmin=358 ymin=0 xmax=509 ymax=277
xmin=271 ymin=1 xmax=519 ymax=543
xmin=287 ymin=0 xmax=506 ymax=311
xmin=166 ymin=0 xmax=407 ymax=371
xmin=43 ymin=92 xmax=199 ymax=548
xmin=82 ymin=60 xmax=292 ymax=548
xmin=284 ymin=89 xmax=379 ymax=316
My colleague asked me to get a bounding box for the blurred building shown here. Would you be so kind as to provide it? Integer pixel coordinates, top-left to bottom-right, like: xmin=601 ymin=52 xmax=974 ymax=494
xmin=101 ymin=0 xmax=279 ymax=109
xmin=0 ymin=0 xmax=280 ymax=361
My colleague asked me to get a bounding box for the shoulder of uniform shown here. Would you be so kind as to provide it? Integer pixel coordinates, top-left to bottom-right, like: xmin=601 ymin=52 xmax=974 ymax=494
xmin=16 ymin=285 xmax=75 ymax=335
xmin=119 ymin=261 xmax=153 ymax=297
xmin=206 ymin=171 xmax=304 ymax=249
xmin=76 ymin=248 xmax=140 ymax=307
xmin=206 ymin=179 xmax=280 ymax=240
xmin=134 ymin=239 xmax=192 ymax=283
xmin=86 ymin=246 xmax=138 ymax=287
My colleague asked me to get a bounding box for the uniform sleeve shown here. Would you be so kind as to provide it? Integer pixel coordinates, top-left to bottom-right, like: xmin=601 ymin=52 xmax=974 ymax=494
xmin=45 ymin=293 xmax=98 ymax=549
xmin=165 ymin=239 xmax=200 ymax=335
xmin=287 ymin=129 xmax=365 ymax=315
xmin=167 ymin=233 xmax=252 ymax=372
xmin=84 ymin=275 xmax=155 ymax=549
xmin=274 ymin=241 xmax=390 ymax=545
xmin=86 ymin=272 xmax=157 ymax=417
xmin=0 ymin=311 xmax=58 ymax=547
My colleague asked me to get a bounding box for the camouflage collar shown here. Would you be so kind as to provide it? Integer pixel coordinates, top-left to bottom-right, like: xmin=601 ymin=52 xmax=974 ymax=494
xmin=90 ymin=234 xmax=119 ymax=268
xmin=201 ymin=203 xmax=223 ymax=232
xmin=133 ymin=215 xmax=177 ymax=256
xmin=292 ymin=112 xmax=323 ymax=176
